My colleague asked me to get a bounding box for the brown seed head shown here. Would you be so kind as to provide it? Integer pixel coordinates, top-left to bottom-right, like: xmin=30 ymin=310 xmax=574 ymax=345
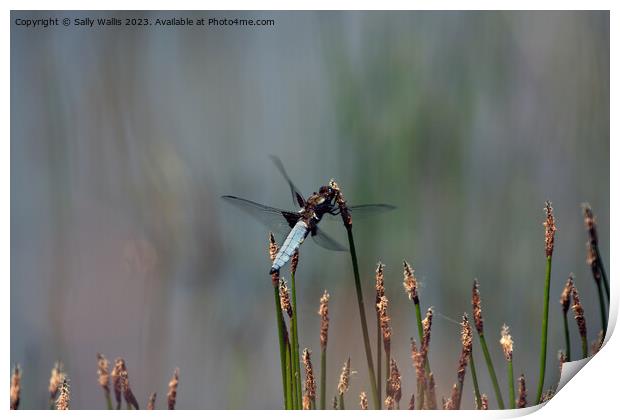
xmin=330 ymin=179 xmax=351 ymax=227
xmin=448 ymin=383 xmax=460 ymax=410
xmin=480 ymin=394 xmax=489 ymax=410
xmin=591 ymin=330 xmax=604 ymax=355
xmin=543 ymin=201 xmax=556 ymax=257
xmin=167 ymin=368 xmax=179 ymax=410
xmin=375 ymin=261 xmax=385 ymax=304
xmin=318 ymin=290 xmax=330 ymax=350
xmin=269 ymin=233 xmax=279 ymax=286
xmin=360 ymin=391 xmax=368 ymax=410
xmin=461 ymin=313 xmax=473 ymax=356
xmin=49 ymin=361 xmax=64 ymax=400
xmin=377 ymin=295 xmax=392 ymax=354
xmin=291 ymin=250 xmax=299 ymax=275
xmin=302 ymin=395 xmax=311 ymax=410
xmin=408 ymin=393 xmax=415 ymax=410
xmin=421 ymin=307 xmax=433 ymax=356
xmin=302 ymin=348 xmax=316 ymax=401
xmin=472 ymin=280 xmax=484 ymax=334
xmin=410 ymin=339 xmax=426 ymax=389
xmin=337 ymin=357 xmax=351 ymax=396
xmin=403 ymin=260 xmax=419 ymax=304
xmin=560 ymin=275 xmax=574 ymax=314
xmin=541 ymin=389 xmax=554 ymax=403
xmin=279 ymin=278 xmax=293 ymax=318
xmin=111 ymin=358 xmax=125 ymax=409
xmin=96 ymin=353 xmax=110 ymax=393
xmin=117 ymin=361 xmax=139 ymax=410
xmin=500 ymin=324 xmax=513 ymax=361
xmin=517 ymin=374 xmax=527 ymax=408
xmin=10 ymin=365 xmax=21 ymax=410
xmin=56 ymin=377 xmax=70 ymax=410
xmin=582 ymin=203 xmax=598 ymax=245
xmin=384 ymin=395 xmax=395 ymax=410
xmin=147 ymin=392 xmax=157 ymax=410
xmin=571 ymin=285 xmax=587 ymax=342
xmin=427 ymin=371 xmax=438 ymax=410
xmin=387 ymin=358 xmax=402 ymax=406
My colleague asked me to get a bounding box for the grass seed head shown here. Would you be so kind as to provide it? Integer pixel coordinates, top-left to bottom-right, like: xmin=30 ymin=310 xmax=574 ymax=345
xmin=96 ymin=353 xmax=110 ymax=393
xmin=111 ymin=358 xmax=125 ymax=409
xmin=421 ymin=307 xmax=433 ymax=355
xmin=517 ymin=374 xmax=527 ymax=408
xmin=500 ymin=324 xmax=513 ymax=361
xmin=330 ymin=179 xmax=351 ymax=227
xmin=377 ymin=295 xmax=392 ymax=354
xmin=571 ymin=285 xmax=587 ymax=342
xmin=591 ymin=330 xmax=604 ymax=355
xmin=480 ymin=394 xmax=489 ymax=410
xmin=279 ymin=278 xmax=293 ymax=318
xmin=302 ymin=395 xmax=311 ymax=410
xmin=408 ymin=393 xmax=415 ymax=410
xmin=472 ymin=280 xmax=484 ymax=334
xmin=318 ymin=290 xmax=330 ymax=350
xmin=375 ymin=261 xmax=385 ymax=304
xmin=403 ymin=260 xmax=419 ymax=304
xmin=268 ymin=233 xmax=279 ymax=285
xmin=302 ymin=348 xmax=316 ymax=402
xmin=56 ymin=377 xmax=70 ymax=410
xmin=10 ymin=365 xmax=21 ymax=410
xmin=560 ymin=275 xmax=574 ymax=314
xmin=49 ymin=361 xmax=64 ymax=400
xmin=543 ymin=201 xmax=556 ymax=257
xmin=384 ymin=395 xmax=395 ymax=410
xmin=360 ymin=391 xmax=368 ymax=410
xmin=291 ymin=250 xmax=299 ymax=275
xmin=582 ymin=203 xmax=598 ymax=245
xmin=167 ymin=368 xmax=179 ymax=410
xmin=337 ymin=357 xmax=351 ymax=396
xmin=387 ymin=358 xmax=402 ymax=406
xmin=118 ymin=361 xmax=139 ymax=409
xmin=147 ymin=392 xmax=157 ymax=410
xmin=427 ymin=371 xmax=438 ymax=409
xmin=541 ymin=389 xmax=554 ymax=403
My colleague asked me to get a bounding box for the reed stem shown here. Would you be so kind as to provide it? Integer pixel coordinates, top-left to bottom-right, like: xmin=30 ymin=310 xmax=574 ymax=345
xmin=345 ymin=226 xmax=379 ymax=409
xmin=273 ymin=285 xmax=288 ymax=408
xmin=290 ymin=271 xmax=302 ymax=409
xmin=105 ymin=391 xmax=113 ymax=410
xmin=580 ymin=334 xmax=588 ymax=359
xmin=320 ymin=348 xmax=326 ymax=409
xmin=376 ymin=321 xmax=382 ymax=409
xmin=563 ymin=312 xmax=571 ymax=362
xmin=478 ymin=333 xmax=505 ymax=409
xmin=508 ymin=359 xmax=515 ymax=409
xmin=285 ymin=338 xmax=292 ymax=409
xmin=595 ymin=280 xmax=607 ymax=334
xmin=339 ymin=393 xmax=345 ymax=410
xmin=469 ymin=353 xmax=482 ymax=409
xmin=535 ymin=256 xmax=552 ymax=404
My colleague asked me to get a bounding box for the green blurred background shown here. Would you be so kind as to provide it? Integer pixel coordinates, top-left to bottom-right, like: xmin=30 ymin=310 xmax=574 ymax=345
xmin=11 ymin=11 xmax=609 ymax=409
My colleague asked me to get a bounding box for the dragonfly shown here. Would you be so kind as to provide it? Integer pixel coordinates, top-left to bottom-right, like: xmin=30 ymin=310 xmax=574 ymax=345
xmin=222 ymin=156 xmax=395 ymax=274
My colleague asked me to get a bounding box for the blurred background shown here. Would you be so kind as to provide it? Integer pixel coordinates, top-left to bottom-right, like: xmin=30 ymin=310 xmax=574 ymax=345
xmin=11 ymin=11 xmax=609 ymax=409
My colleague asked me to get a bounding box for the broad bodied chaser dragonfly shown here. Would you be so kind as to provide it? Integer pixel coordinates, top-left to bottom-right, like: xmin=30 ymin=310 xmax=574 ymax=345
xmin=222 ymin=156 xmax=395 ymax=274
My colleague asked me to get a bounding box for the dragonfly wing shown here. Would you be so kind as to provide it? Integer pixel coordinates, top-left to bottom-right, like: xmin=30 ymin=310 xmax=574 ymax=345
xmin=269 ymin=155 xmax=306 ymax=208
xmin=221 ymin=195 xmax=301 ymax=237
xmin=311 ymin=227 xmax=348 ymax=252
xmin=324 ymin=203 xmax=396 ymax=221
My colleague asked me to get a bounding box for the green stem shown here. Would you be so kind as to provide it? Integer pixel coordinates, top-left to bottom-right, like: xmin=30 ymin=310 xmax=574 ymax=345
xmin=376 ymin=319 xmax=382 ymax=409
xmin=595 ymin=279 xmax=607 ymax=334
xmin=290 ymin=272 xmax=302 ymax=409
xmin=595 ymin=245 xmax=610 ymax=302
xmin=320 ymin=347 xmax=326 ymax=409
xmin=285 ymin=339 xmax=292 ymax=409
xmin=339 ymin=393 xmax=345 ymax=410
xmin=580 ymin=334 xmax=588 ymax=359
xmin=535 ymin=256 xmax=552 ymax=404
xmin=274 ymin=285 xmax=288 ymax=408
xmin=563 ymin=312 xmax=571 ymax=362
xmin=508 ymin=359 xmax=515 ymax=409
xmin=104 ymin=391 xmax=113 ymax=410
xmin=416 ymin=379 xmax=425 ymax=410
xmin=479 ymin=333 xmax=505 ymax=409
xmin=345 ymin=226 xmax=379 ymax=409
xmin=469 ymin=353 xmax=482 ymax=409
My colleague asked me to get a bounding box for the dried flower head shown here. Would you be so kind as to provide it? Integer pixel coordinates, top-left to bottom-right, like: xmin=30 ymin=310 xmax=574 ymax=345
xmin=500 ymin=324 xmax=513 ymax=361
xmin=461 ymin=313 xmax=473 ymax=355
xmin=387 ymin=358 xmax=402 ymax=407
xmin=421 ymin=307 xmax=433 ymax=356
xmin=167 ymin=368 xmax=179 ymax=410
xmin=147 ymin=392 xmax=157 ymax=410
xmin=517 ymin=374 xmax=527 ymax=408
xmin=377 ymin=295 xmax=392 ymax=354
xmin=472 ymin=280 xmax=484 ymax=334
xmin=291 ymin=250 xmax=299 ymax=275
xmin=375 ymin=261 xmax=385 ymax=304
xmin=96 ymin=353 xmax=110 ymax=393
xmin=403 ymin=260 xmax=419 ymax=304
xmin=111 ymin=358 xmax=124 ymax=409
xmin=10 ymin=365 xmax=21 ymax=410
xmin=360 ymin=391 xmax=368 ymax=410
xmin=337 ymin=358 xmax=351 ymax=396
xmin=480 ymin=394 xmax=489 ymax=410
xmin=56 ymin=377 xmax=70 ymax=410
xmin=560 ymin=275 xmax=574 ymax=314
xmin=302 ymin=348 xmax=316 ymax=404
xmin=49 ymin=361 xmax=64 ymax=400
xmin=543 ymin=201 xmax=556 ymax=257
xmin=571 ymin=285 xmax=587 ymax=343
xmin=279 ymin=278 xmax=293 ymax=318
xmin=318 ymin=290 xmax=330 ymax=350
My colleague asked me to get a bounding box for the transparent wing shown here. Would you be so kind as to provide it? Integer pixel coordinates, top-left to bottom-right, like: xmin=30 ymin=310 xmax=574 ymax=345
xmin=269 ymin=155 xmax=306 ymax=208
xmin=311 ymin=228 xmax=348 ymax=252
xmin=221 ymin=195 xmax=301 ymax=237
xmin=325 ymin=203 xmax=396 ymax=221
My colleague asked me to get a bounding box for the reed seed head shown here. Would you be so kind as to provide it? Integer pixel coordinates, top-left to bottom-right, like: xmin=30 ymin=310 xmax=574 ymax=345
xmin=582 ymin=203 xmax=598 ymax=245
xmin=472 ymin=280 xmax=484 ymax=334
xmin=302 ymin=395 xmax=311 ymax=410
xmin=375 ymin=261 xmax=385 ymax=304
xmin=96 ymin=353 xmax=110 ymax=393
xmin=111 ymin=358 xmax=124 ymax=408
xmin=571 ymin=285 xmax=587 ymax=342
xmin=337 ymin=357 xmax=351 ymax=396
xmin=117 ymin=360 xmax=139 ymax=410
xmin=330 ymin=179 xmax=352 ymax=227
xmin=427 ymin=372 xmax=438 ymax=409
xmin=302 ymin=348 xmax=316 ymax=402
xmin=461 ymin=313 xmax=473 ymax=356
xmin=500 ymin=324 xmax=513 ymax=361
xmin=167 ymin=368 xmax=179 ymax=410
xmin=279 ymin=278 xmax=293 ymax=318
xmin=10 ymin=365 xmax=21 ymax=410
xmin=421 ymin=307 xmax=433 ymax=355
xmin=49 ymin=361 xmax=64 ymax=400
xmin=543 ymin=201 xmax=556 ymax=257
xmin=560 ymin=274 xmax=574 ymax=314
xmin=147 ymin=392 xmax=157 ymax=410
xmin=384 ymin=395 xmax=395 ymax=410
xmin=387 ymin=358 xmax=402 ymax=407
xmin=318 ymin=290 xmax=330 ymax=350
xmin=480 ymin=394 xmax=489 ymax=410
xmin=403 ymin=260 xmax=419 ymax=304
xmin=377 ymin=295 xmax=392 ymax=354
xmin=56 ymin=377 xmax=70 ymax=410
xmin=591 ymin=330 xmax=604 ymax=355
xmin=360 ymin=391 xmax=368 ymax=410
xmin=291 ymin=250 xmax=299 ymax=275
xmin=448 ymin=383 xmax=460 ymax=410
xmin=541 ymin=389 xmax=554 ymax=403
xmin=268 ymin=233 xmax=279 ymax=285
xmin=410 ymin=339 xmax=426 ymax=389
xmin=408 ymin=393 xmax=415 ymax=410
xmin=453 ymin=314 xmax=472 ymax=409
xmin=517 ymin=374 xmax=527 ymax=408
